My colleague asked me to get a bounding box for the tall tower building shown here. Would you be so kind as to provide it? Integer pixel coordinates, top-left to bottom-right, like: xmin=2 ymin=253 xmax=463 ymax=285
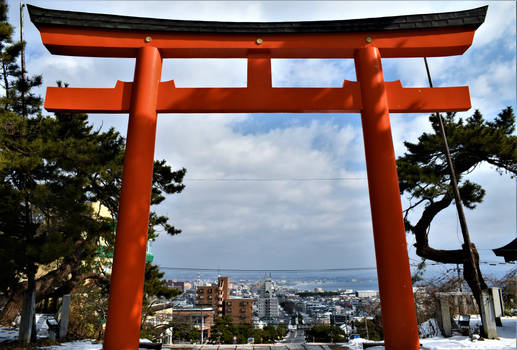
xmin=257 ymin=277 xmax=279 ymax=319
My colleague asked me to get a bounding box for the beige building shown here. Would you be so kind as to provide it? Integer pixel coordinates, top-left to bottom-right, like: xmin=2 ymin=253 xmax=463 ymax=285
xmin=196 ymin=276 xmax=253 ymax=324
xmin=147 ymin=305 xmax=214 ymax=338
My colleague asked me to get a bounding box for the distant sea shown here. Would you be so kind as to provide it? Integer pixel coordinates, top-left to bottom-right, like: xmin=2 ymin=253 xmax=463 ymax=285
xmin=162 ymin=270 xmax=380 ymax=291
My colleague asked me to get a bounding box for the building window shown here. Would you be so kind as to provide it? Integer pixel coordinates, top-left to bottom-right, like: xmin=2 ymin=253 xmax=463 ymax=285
xmin=240 ymin=308 xmax=246 ymax=313
xmin=228 ymin=308 xmax=232 ymax=312
xmin=208 ymin=289 xmax=212 ymax=293
xmin=227 ymin=301 xmax=232 ymax=306
xmin=208 ymin=295 xmax=212 ymax=299
xmin=240 ymin=301 xmax=247 ymax=306
xmin=198 ymin=289 xmax=204 ymax=293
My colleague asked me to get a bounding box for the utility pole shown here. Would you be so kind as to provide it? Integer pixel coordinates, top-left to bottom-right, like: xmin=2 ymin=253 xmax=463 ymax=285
xmin=456 ymin=264 xmax=462 ymax=292
xmin=457 ymin=264 xmax=462 ymax=314
xmin=423 ymin=57 xmax=482 ymax=293
xmin=364 ymin=315 xmax=369 ymax=340
xmin=200 ymin=308 xmax=204 ymax=344
xmin=456 ymin=264 xmax=468 ymax=314
xmin=19 ymin=2 xmax=27 ymax=118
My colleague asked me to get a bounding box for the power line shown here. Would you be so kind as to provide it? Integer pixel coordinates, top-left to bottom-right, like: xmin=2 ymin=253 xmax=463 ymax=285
xmin=159 ymin=261 xmax=513 ymax=273
xmin=407 ymin=257 xmax=512 ymax=266
xmin=157 ymin=266 xmax=377 ymax=272
xmin=186 ymin=177 xmax=366 ymax=182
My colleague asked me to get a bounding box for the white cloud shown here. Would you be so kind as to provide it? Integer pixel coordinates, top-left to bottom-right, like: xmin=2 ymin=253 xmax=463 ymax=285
xmin=14 ymin=0 xmax=515 ymax=276
xmin=151 ymin=116 xmax=373 ymax=268
xmin=471 ymin=1 xmax=516 ymax=48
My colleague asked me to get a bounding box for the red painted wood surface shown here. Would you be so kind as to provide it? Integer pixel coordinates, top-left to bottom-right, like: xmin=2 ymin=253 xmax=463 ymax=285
xmin=38 ymin=26 xmax=476 ymax=58
xmin=45 ymin=80 xmax=471 ymax=114
xmin=355 ymin=45 xmax=420 ymax=350
xmin=103 ymin=46 xmax=162 ymax=350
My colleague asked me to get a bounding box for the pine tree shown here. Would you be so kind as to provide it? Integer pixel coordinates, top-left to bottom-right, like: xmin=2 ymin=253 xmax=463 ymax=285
xmin=397 ymin=108 xmax=516 ymax=334
xmin=0 ymin=1 xmax=186 ymax=343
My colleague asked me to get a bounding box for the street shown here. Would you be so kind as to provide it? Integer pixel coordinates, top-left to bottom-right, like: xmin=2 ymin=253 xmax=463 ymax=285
xmin=283 ymin=329 xmax=306 ymax=344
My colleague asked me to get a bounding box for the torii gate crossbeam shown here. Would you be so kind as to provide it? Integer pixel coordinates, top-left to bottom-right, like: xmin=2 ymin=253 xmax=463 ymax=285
xmin=28 ymin=5 xmax=487 ymax=350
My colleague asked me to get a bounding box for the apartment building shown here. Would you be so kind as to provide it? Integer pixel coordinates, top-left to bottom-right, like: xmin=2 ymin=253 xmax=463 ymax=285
xmin=196 ymin=276 xmax=253 ymax=324
xmin=147 ymin=305 xmax=213 ymax=339
xmin=257 ymin=277 xmax=279 ymax=319
xmin=225 ymin=298 xmax=253 ymax=324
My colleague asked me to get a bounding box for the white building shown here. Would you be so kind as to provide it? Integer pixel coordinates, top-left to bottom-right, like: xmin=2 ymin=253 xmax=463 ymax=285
xmin=356 ymin=290 xmax=379 ymax=298
xmin=257 ymin=277 xmax=280 ymax=319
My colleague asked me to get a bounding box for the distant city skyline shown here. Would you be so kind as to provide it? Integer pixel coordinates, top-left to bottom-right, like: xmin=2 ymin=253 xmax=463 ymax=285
xmin=14 ymin=1 xmax=516 ymax=277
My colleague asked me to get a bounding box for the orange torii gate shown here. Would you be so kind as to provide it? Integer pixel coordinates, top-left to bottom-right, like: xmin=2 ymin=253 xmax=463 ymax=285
xmin=28 ymin=5 xmax=487 ymax=350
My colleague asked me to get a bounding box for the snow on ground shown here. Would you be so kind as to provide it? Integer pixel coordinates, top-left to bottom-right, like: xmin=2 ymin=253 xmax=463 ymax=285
xmin=420 ymin=335 xmax=516 ymax=349
xmin=39 ymin=340 xmax=102 ymax=350
xmin=1 ymin=314 xmax=52 ymax=344
xmin=345 ymin=338 xmax=384 ymax=349
xmin=468 ymin=315 xmax=517 ymax=338
xmin=0 ymin=326 xmax=18 ymax=343
xmin=1 ymin=316 xmax=516 ymax=349
xmin=344 ymin=317 xmax=516 ymax=350
xmin=0 ymin=314 xmax=101 ymax=349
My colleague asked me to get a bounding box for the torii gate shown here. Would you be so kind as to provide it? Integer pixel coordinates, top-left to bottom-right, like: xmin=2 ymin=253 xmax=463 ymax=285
xmin=28 ymin=5 xmax=487 ymax=350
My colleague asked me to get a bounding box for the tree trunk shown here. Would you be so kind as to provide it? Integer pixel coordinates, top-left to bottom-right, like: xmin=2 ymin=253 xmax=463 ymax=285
xmin=0 ymin=255 xmax=93 ymax=325
xmin=409 ymin=192 xmax=497 ymax=336
xmin=19 ymin=266 xmax=36 ymax=344
xmin=0 ymin=293 xmax=23 ymax=325
xmin=462 ymin=244 xmax=488 ymax=308
xmin=414 ymin=235 xmax=492 ymax=337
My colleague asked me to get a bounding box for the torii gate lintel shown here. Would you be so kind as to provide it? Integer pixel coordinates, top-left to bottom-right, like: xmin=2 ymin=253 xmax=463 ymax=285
xmin=43 ymin=77 xmax=472 ymax=114
xmin=28 ymin=4 xmax=487 ymax=350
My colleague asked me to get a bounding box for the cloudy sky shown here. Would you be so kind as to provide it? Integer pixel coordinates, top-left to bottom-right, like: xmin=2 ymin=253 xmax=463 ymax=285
xmin=10 ymin=1 xmax=516 ymax=279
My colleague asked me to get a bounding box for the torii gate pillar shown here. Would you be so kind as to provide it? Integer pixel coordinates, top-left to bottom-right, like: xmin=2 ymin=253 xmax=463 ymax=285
xmin=103 ymin=46 xmax=162 ymax=349
xmin=355 ymin=46 xmax=419 ymax=349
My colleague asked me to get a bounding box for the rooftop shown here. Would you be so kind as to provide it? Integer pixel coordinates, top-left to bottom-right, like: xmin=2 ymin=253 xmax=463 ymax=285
xmin=28 ymin=5 xmax=487 ymax=34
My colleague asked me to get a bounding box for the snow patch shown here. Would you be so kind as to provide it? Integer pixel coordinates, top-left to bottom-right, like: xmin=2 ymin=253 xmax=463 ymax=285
xmin=419 ymin=318 xmax=442 ymax=338
xmin=0 ymin=326 xmax=18 ymax=343
xmin=39 ymin=340 xmax=102 ymax=349
xmin=343 ymin=317 xmax=516 ymax=350
xmin=420 ymin=335 xmax=516 ymax=349
xmin=345 ymin=337 xmax=381 ymax=349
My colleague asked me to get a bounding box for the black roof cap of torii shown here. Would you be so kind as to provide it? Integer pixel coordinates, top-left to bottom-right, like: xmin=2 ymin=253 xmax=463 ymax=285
xmin=27 ymin=5 xmax=488 ymax=34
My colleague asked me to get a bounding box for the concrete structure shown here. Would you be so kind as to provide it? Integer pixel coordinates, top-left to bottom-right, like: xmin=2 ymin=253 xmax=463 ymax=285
xmin=167 ymin=281 xmax=185 ymax=291
xmin=196 ymin=277 xmax=253 ymax=324
xmin=356 ymin=290 xmax=379 ymax=298
xmin=257 ymin=277 xmax=280 ymax=319
xmin=436 ymin=295 xmax=452 ymax=337
xmin=435 ymin=291 xmax=498 ymax=339
xmin=490 ymin=287 xmax=504 ymax=327
xmin=225 ymin=298 xmax=253 ymax=324
xmin=148 ymin=305 xmax=214 ymax=339
xmin=197 ymin=276 xmax=230 ymax=319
